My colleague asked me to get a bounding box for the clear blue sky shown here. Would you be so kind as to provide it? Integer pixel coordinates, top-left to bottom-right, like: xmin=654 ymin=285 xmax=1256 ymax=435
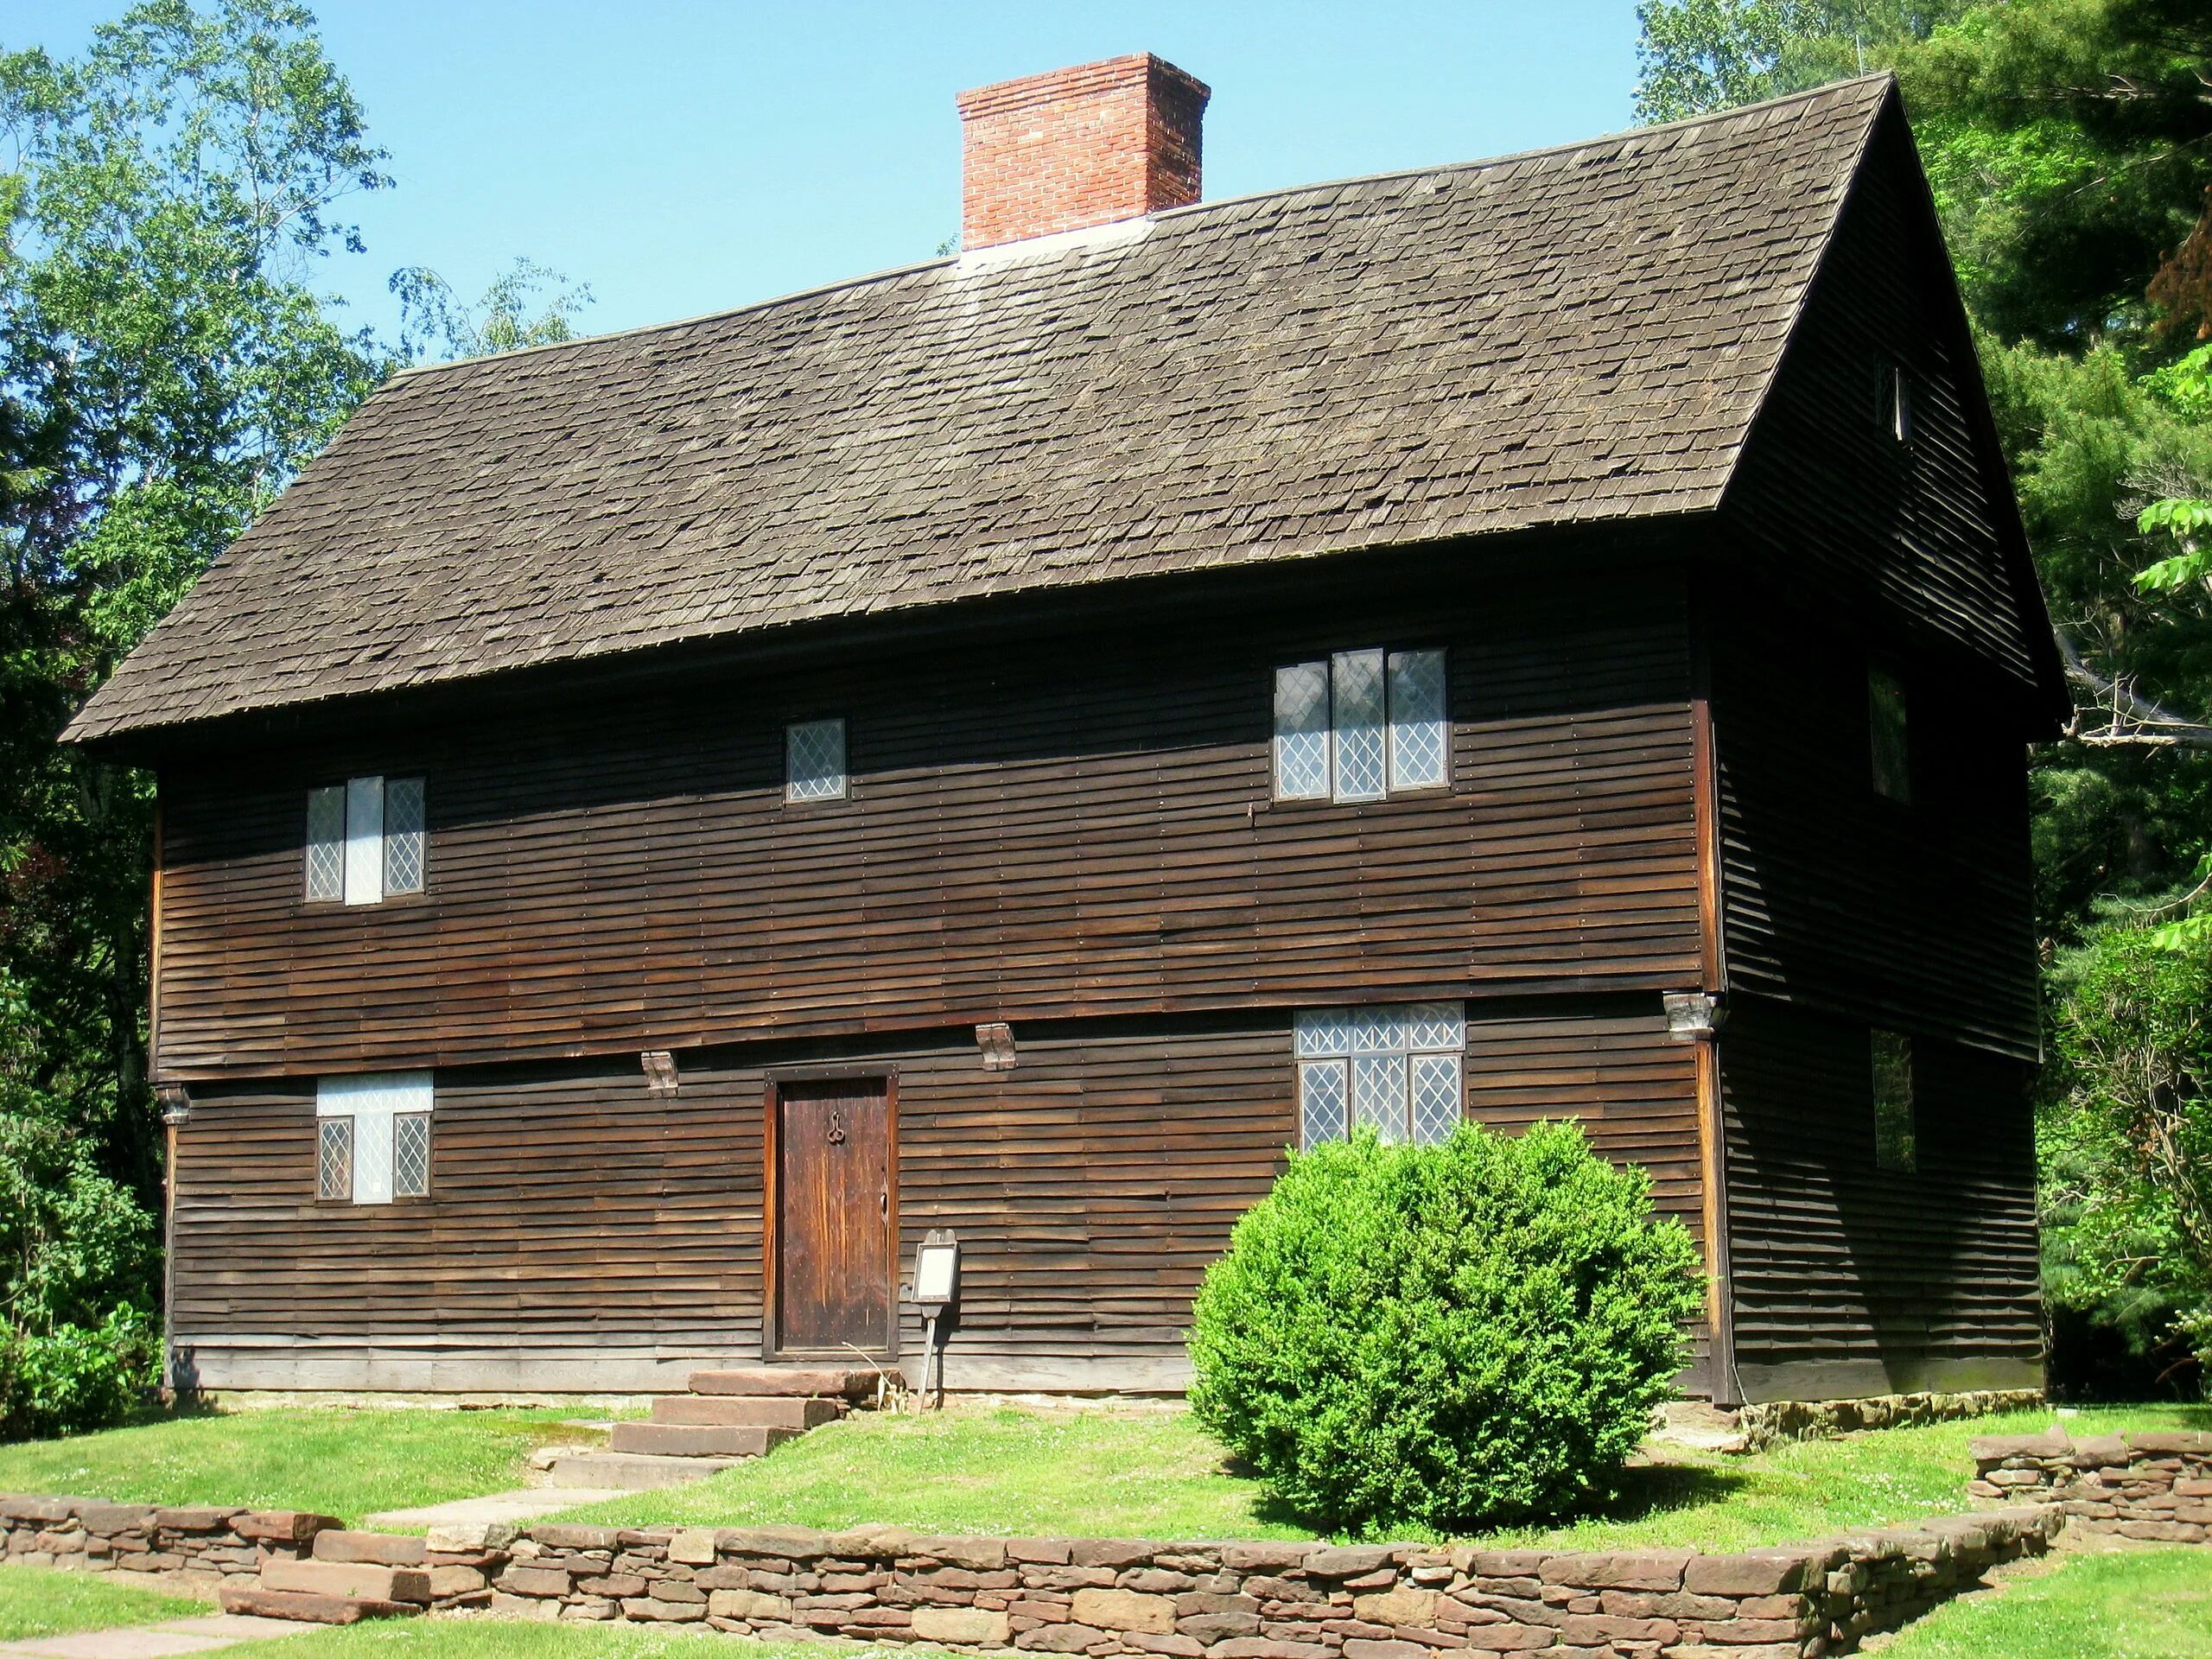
xmin=9 ymin=1 xmax=1645 ymax=341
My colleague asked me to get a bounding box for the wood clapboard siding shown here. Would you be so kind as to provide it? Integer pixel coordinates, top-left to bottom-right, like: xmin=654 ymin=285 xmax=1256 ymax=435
xmin=168 ymin=1003 xmax=1707 ymax=1390
xmin=152 ymin=572 xmax=1704 ymax=1082
xmin=1710 ymin=591 xmax=2039 ymax=1058
xmin=1723 ymin=115 xmax=2038 ymax=702
xmin=1719 ymin=999 xmax=2041 ymax=1403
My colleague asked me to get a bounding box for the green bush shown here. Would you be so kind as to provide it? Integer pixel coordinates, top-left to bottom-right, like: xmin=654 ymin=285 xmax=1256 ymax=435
xmin=1189 ymin=1121 xmax=1704 ymax=1535
xmin=0 ymin=1306 xmax=156 ymax=1440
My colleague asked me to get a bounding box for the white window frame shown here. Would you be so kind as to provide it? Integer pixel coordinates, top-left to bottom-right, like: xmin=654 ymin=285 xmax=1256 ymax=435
xmin=1294 ymin=1003 xmax=1465 ymax=1148
xmin=315 ymin=1072 xmax=433 ymax=1204
xmin=306 ymin=776 xmax=426 ymax=905
xmin=785 ymin=718 xmax=849 ymax=804
xmin=1274 ymin=648 xmax=1448 ymax=803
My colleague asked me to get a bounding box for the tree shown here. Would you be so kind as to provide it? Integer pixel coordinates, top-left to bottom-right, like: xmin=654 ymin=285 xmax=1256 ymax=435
xmin=1 ymin=0 xmax=390 ymax=1213
xmin=1635 ymin=1 xmax=1967 ymax=123
xmin=2044 ymin=923 xmax=2212 ymax=1383
xmin=0 ymin=1 xmax=594 ymax=1427
xmin=388 ymin=256 xmax=593 ymax=365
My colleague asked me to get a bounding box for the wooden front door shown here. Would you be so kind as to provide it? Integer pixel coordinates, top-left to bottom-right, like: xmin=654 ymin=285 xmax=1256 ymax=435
xmin=770 ymin=1075 xmax=894 ymax=1357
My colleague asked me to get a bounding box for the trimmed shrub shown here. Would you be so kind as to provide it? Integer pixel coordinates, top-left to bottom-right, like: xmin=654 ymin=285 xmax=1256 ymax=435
xmin=1189 ymin=1121 xmax=1704 ymax=1534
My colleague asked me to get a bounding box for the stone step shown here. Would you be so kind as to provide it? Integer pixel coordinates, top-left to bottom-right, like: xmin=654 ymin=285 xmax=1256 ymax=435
xmin=687 ymin=1366 xmax=875 ymax=1399
xmin=609 ymin=1421 xmax=798 ymax=1458
xmin=219 ymin=1583 xmax=422 ymax=1624
xmin=652 ymin=1393 xmax=841 ymax=1429
xmin=263 ymin=1555 xmax=434 ymax=1604
xmin=544 ymin=1450 xmax=745 ymax=1490
xmin=312 ymin=1529 xmax=428 ymax=1567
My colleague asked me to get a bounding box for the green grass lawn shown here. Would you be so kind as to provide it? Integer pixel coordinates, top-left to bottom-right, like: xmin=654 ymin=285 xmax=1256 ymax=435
xmin=0 ymin=1563 xmax=203 ymax=1641
xmin=0 ymin=1407 xmax=614 ymax=1527
xmin=1879 ymin=1548 xmax=2212 ymax=1658
xmin=551 ymin=1401 xmax=2211 ymax=1548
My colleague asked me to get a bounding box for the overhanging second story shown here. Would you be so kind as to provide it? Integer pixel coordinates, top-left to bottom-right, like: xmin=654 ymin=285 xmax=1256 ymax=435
xmin=66 ymin=67 xmax=2068 ymax=1084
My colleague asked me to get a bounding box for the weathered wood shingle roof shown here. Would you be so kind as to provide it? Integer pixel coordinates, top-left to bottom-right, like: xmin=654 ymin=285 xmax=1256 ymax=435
xmin=70 ymin=76 xmax=1895 ymax=742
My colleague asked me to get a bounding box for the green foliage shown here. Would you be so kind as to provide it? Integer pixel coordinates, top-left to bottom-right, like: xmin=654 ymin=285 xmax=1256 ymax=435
xmin=388 ymin=256 xmax=594 ymax=365
xmin=0 ymin=1306 xmax=155 ymax=1439
xmin=1634 ymin=1 xmax=1966 ymax=123
xmin=2043 ymin=921 xmax=2212 ymax=1378
xmin=1187 ymin=1122 xmax=1704 ymax=1535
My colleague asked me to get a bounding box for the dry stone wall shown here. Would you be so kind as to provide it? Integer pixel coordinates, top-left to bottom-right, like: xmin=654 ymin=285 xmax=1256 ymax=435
xmin=1735 ymin=1389 xmax=2043 ymax=1453
xmin=1970 ymin=1430 xmax=2212 ymax=1544
xmin=492 ymin=1510 xmax=2060 ymax=1657
xmin=0 ymin=1496 xmax=332 ymax=1584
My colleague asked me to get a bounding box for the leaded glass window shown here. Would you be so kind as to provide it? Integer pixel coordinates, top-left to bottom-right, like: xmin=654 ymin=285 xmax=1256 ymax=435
xmin=1331 ymin=649 xmax=1388 ymax=801
xmin=306 ymin=787 xmax=346 ymax=902
xmin=1388 ymin=649 xmax=1448 ymax=789
xmin=1272 ymin=647 xmax=1448 ymax=803
xmin=384 ymin=778 xmax=426 ymax=894
xmin=1294 ymin=1002 xmax=1465 ymax=1147
xmin=786 ymin=718 xmax=848 ymax=803
xmin=307 ymin=777 xmax=429 ymax=905
xmin=316 ymin=1116 xmax=353 ymax=1201
xmin=1872 ymin=1030 xmax=1916 ymax=1173
xmin=393 ymin=1112 xmax=432 ymax=1198
xmin=1273 ymin=662 xmax=1331 ymax=799
xmin=315 ymin=1072 xmax=433 ymax=1205
xmin=1870 ymin=666 xmax=1910 ymax=803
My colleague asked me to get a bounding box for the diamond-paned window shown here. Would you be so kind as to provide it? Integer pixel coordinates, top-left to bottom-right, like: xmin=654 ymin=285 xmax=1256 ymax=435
xmin=1869 ymin=665 xmax=1910 ymax=803
xmin=1273 ymin=647 xmax=1448 ymax=803
xmin=1273 ymin=662 xmax=1331 ymax=799
xmin=785 ymin=718 xmax=848 ymax=803
xmin=316 ymin=1116 xmax=353 ymax=1201
xmin=308 ymin=777 xmax=426 ymax=905
xmin=1332 ymin=649 xmax=1388 ymax=801
xmin=315 ymin=1072 xmax=432 ymax=1205
xmin=1872 ymin=1030 xmax=1916 ymax=1173
xmin=384 ymin=777 xmax=426 ymax=894
xmin=1297 ymin=1057 xmax=1348 ymax=1146
xmin=305 ymin=787 xmax=346 ymax=902
xmin=393 ymin=1112 xmax=432 ymax=1198
xmin=1388 ymin=649 xmax=1448 ymax=789
xmin=1294 ymin=1002 xmax=1465 ymax=1147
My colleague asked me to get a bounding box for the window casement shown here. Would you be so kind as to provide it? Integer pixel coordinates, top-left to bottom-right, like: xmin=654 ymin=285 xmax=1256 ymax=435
xmin=1294 ymin=1002 xmax=1465 ymax=1148
xmin=1273 ymin=647 xmax=1447 ymax=802
xmin=1868 ymin=664 xmax=1910 ymax=803
xmin=1872 ymin=1029 xmax=1916 ymax=1173
xmin=785 ymin=718 xmax=848 ymax=803
xmin=315 ymin=1072 xmax=433 ymax=1203
xmin=306 ymin=776 xmax=425 ymax=904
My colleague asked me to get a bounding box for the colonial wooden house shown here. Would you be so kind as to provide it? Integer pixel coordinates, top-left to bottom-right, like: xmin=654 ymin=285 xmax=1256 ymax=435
xmin=67 ymin=57 xmax=2063 ymax=1407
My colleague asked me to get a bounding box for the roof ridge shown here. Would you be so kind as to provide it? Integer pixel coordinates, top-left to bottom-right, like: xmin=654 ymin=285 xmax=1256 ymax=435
xmin=389 ymin=73 xmax=1896 ymax=385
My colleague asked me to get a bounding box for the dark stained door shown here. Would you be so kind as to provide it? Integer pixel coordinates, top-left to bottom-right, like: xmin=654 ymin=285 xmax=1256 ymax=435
xmin=773 ymin=1076 xmax=893 ymax=1355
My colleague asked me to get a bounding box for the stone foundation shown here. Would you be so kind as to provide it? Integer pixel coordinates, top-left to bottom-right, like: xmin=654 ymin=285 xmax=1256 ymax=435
xmin=1970 ymin=1430 xmax=2212 ymax=1544
xmin=1735 ymin=1389 xmax=2044 ymax=1452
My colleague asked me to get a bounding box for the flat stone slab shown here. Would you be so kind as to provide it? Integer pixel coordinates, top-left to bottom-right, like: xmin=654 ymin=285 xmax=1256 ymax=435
xmin=364 ymin=1486 xmax=624 ymax=1535
xmin=544 ymin=1451 xmax=741 ymax=1491
xmin=687 ymin=1367 xmax=875 ymax=1398
xmin=0 ymin=1615 xmax=318 ymax=1657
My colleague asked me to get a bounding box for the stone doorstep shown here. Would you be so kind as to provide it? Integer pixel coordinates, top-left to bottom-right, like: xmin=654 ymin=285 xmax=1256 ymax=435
xmin=609 ymin=1421 xmax=798 ymax=1459
xmin=686 ymin=1368 xmax=876 ymax=1400
xmin=259 ymin=1557 xmax=433 ymax=1604
xmin=652 ymin=1394 xmax=843 ymax=1430
xmin=216 ymin=1584 xmax=420 ymax=1626
xmin=309 ymin=1530 xmax=427 ymax=1567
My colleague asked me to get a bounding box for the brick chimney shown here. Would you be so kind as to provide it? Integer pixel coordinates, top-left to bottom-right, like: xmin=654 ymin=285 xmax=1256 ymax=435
xmin=956 ymin=54 xmax=1210 ymax=251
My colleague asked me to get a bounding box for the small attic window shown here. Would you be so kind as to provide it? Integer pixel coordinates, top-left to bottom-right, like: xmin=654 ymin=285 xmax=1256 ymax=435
xmin=1885 ymin=364 xmax=1913 ymax=445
